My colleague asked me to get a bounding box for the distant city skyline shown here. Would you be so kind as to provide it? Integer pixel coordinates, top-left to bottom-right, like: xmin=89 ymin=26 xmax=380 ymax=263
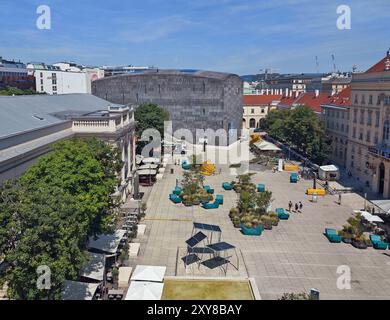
xmin=0 ymin=0 xmax=389 ymax=75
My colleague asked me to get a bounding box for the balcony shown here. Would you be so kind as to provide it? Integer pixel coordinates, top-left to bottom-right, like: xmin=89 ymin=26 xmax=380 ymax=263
xmin=368 ymin=145 xmax=390 ymax=160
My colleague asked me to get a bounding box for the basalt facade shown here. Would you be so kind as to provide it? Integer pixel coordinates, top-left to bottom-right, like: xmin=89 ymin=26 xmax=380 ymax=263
xmin=92 ymin=70 xmax=243 ymax=144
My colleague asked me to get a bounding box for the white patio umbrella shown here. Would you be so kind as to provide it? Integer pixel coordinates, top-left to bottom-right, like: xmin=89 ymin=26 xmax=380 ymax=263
xmin=125 ymin=281 xmax=164 ymax=300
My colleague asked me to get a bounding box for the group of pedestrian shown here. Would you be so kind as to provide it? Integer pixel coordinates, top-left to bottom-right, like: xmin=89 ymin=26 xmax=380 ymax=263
xmin=288 ymin=200 xmax=303 ymax=213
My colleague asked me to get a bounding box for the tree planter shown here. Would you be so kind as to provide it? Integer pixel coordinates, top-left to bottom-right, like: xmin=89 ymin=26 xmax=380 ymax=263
xmin=240 ymin=224 xmax=263 ymax=236
xmin=351 ymin=240 xmax=367 ymax=249
xmin=342 ymin=237 xmax=352 ymax=244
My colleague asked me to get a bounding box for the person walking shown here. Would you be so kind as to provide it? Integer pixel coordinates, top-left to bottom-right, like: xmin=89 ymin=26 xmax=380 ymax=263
xmin=295 ymin=203 xmax=299 ymax=213
xmin=338 ymin=193 xmax=342 ymax=205
xmin=288 ymin=201 xmax=293 ymax=212
xmin=299 ymin=201 xmax=303 ymax=212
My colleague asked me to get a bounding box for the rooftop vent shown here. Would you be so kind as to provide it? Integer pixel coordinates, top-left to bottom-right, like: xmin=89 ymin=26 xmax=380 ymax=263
xmin=32 ymin=115 xmax=45 ymax=121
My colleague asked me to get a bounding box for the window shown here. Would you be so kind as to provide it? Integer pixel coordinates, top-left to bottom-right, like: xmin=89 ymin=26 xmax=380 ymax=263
xmin=52 ymin=79 xmax=56 ymax=85
xmin=251 ymin=108 xmax=255 ymax=114
xmin=359 ymin=131 xmax=363 ymax=140
xmin=354 ymin=94 xmax=358 ymax=104
xmin=376 ymin=111 xmax=380 ymax=127
xmin=40 ymin=72 xmax=43 ymax=78
xmin=353 ymin=109 xmax=357 ymax=123
xmin=361 ymin=94 xmax=366 ymax=105
xmin=360 ymin=109 xmax=365 ymax=124
xmin=52 ymin=73 xmax=56 ymax=78
xmin=367 ymin=110 xmax=372 ymax=126
xmin=40 ymin=86 xmax=44 ymax=91
xmin=52 ymin=86 xmax=57 ymax=92
xmin=352 ymin=127 xmax=356 ymax=138
xmin=261 ymin=109 xmax=265 ymax=113
xmin=249 ymin=118 xmax=256 ymax=128
xmin=374 ymin=132 xmax=379 ymax=144
xmin=369 ymin=95 xmax=373 ymax=105
xmin=366 ymin=131 xmax=371 ymax=143
xmin=40 ymin=79 xmax=43 ymax=85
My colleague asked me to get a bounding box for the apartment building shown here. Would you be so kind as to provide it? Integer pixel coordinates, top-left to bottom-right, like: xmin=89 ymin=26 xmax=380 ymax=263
xmin=346 ymin=50 xmax=390 ymax=197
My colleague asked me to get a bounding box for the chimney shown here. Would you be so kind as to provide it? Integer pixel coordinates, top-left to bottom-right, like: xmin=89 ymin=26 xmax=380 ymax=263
xmin=289 ymin=90 xmax=293 ymax=97
xmin=271 ymin=89 xmax=274 ymax=94
xmin=285 ymin=88 xmax=289 ymax=97
xmin=315 ymin=89 xmax=320 ymax=98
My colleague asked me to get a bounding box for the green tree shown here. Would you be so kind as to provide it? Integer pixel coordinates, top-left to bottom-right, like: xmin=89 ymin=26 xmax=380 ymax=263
xmin=134 ymin=103 xmax=169 ymax=137
xmin=261 ymin=105 xmax=330 ymax=164
xmin=255 ymin=191 xmax=273 ymax=215
xmin=0 ymin=138 xmax=122 ymax=299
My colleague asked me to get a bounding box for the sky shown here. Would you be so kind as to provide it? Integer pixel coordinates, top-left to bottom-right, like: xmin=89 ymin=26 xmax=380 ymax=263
xmin=0 ymin=0 xmax=389 ymax=75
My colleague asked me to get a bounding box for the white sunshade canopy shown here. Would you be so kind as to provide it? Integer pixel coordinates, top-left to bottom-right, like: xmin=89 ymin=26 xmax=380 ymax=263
xmin=80 ymin=252 xmax=106 ymax=282
xmin=371 ymin=200 xmax=390 ymax=214
xmin=319 ymin=165 xmax=339 ymax=172
xmin=137 ymin=169 xmax=157 ymax=176
xmin=125 ymin=281 xmax=164 ymax=300
xmin=130 ymin=265 xmax=166 ymax=282
xmin=142 ymin=157 xmax=161 ymax=164
xmin=254 ymin=140 xmax=281 ymax=151
xmin=138 ymin=164 xmax=159 ymax=170
xmin=359 ymin=211 xmax=384 ymax=223
xmin=62 ymin=280 xmax=99 ymax=300
xmin=88 ymin=230 xmax=126 ymax=254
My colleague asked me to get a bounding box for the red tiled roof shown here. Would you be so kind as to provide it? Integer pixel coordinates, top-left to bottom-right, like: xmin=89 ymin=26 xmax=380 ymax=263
xmin=328 ymin=87 xmax=351 ymax=106
xmin=243 ymin=94 xmax=282 ymax=105
xmin=294 ymin=92 xmax=333 ymax=113
xmin=365 ymin=53 xmax=390 ymax=73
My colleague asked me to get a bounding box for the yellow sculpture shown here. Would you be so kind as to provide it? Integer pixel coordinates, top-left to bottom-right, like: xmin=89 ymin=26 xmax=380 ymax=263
xmin=250 ymin=133 xmax=261 ymax=144
xmin=200 ymin=160 xmax=216 ymax=176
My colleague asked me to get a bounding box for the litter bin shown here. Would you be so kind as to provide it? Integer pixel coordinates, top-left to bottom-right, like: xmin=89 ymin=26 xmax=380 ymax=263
xmin=312 ymin=192 xmax=318 ymax=203
xmin=170 ymin=168 xmax=174 ymax=174
xmin=310 ymin=288 xmax=320 ymax=300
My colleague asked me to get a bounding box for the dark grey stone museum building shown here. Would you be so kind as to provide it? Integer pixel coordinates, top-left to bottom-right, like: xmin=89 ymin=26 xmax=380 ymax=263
xmin=92 ymin=70 xmax=243 ymax=144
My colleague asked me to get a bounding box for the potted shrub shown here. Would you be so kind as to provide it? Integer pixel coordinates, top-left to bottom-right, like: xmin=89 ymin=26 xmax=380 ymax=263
xmin=352 ymin=235 xmax=368 ymax=249
xmin=261 ymin=215 xmax=273 ymax=230
xmin=232 ymin=216 xmax=241 ymax=228
xmin=338 ymin=230 xmax=353 ymax=244
xmin=192 ymin=194 xmax=201 ymax=205
xmin=182 ymin=195 xmax=192 ymax=206
xmin=269 ymin=212 xmax=279 ymax=226
xmin=229 ymin=207 xmax=239 ymax=219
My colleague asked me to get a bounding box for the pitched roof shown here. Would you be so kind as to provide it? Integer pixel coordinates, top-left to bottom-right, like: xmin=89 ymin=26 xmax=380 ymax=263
xmin=0 ymin=94 xmax=120 ymax=139
xmin=243 ymin=94 xmax=282 ymax=105
xmin=294 ymin=92 xmax=333 ymax=113
xmin=365 ymin=52 xmax=390 ymax=73
xmin=328 ymin=87 xmax=351 ymax=106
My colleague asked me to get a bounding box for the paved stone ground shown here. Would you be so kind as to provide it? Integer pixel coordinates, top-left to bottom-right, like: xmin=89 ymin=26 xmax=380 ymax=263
xmin=132 ymin=164 xmax=390 ymax=300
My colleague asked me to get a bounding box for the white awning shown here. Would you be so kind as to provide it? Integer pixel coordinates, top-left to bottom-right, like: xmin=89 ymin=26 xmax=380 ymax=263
xmin=88 ymin=230 xmax=126 ymax=254
xmin=80 ymin=252 xmax=106 ymax=282
xmin=357 ymin=210 xmax=384 ymax=223
xmin=319 ymin=165 xmax=339 ymax=172
xmin=130 ymin=265 xmax=166 ymax=282
xmin=142 ymin=157 xmax=161 ymax=164
xmin=137 ymin=169 xmax=157 ymax=176
xmin=61 ymin=281 xmax=100 ymax=300
xmin=125 ymin=281 xmax=164 ymax=300
xmin=137 ymin=164 xmax=159 ymax=170
xmin=253 ymin=140 xmax=281 ymax=151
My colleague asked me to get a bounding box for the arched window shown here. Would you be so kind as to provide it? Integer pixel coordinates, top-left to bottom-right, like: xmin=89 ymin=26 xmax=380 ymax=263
xmin=249 ymin=118 xmax=256 ymax=128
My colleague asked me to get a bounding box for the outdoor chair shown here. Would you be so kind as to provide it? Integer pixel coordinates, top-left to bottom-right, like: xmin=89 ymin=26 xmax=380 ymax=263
xmin=169 ymin=193 xmax=182 ymax=204
xmin=215 ymin=194 xmax=224 ymax=205
xmin=202 ymin=201 xmax=219 ymax=209
xmin=325 ymin=228 xmax=342 ymax=243
xmin=370 ymin=234 xmax=388 ymax=250
xmin=276 ymin=208 xmax=290 ymax=220
xmin=173 ymin=186 xmax=182 ymax=195
xmin=222 ymin=182 xmax=233 ymax=190
xmin=257 ymin=184 xmax=266 ymax=192
xmin=203 ymin=185 xmax=215 ymax=194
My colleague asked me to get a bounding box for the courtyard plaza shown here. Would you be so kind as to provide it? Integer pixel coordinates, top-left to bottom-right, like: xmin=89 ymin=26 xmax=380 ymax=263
xmin=131 ymin=162 xmax=390 ymax=300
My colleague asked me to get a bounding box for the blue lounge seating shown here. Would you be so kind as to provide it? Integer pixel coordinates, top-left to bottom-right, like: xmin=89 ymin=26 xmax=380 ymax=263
xmin=257 ymin=184 xmax=265 ymax=192
xmin=290 ymin=173 xmax=298 ymax=183
xmin=203 ymin=185 xmax=214 ymax=194
xmin=370 ymin=234 xmax=388 ymax=250
xmin=325 ymin=228 xmax=342 ymax=243
xmin=169 ymin=194 xmax=182 ymax=204
xmin=202 ymin=201 xmax=219 ymax=209
xmin=222 ymin=182 xmax=232 ymax=190
xmin=240 ymin=224 xmax=263 ymax=236
xmin=173 ymin=186 xmax=182 ymax=195
xmin=181 ymin=161 xmax=191 ymax=170
xmin=276 ymin=208 xmax=290 ymax=220
xmin=215 ymin=194 xmax=224 ymax=205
